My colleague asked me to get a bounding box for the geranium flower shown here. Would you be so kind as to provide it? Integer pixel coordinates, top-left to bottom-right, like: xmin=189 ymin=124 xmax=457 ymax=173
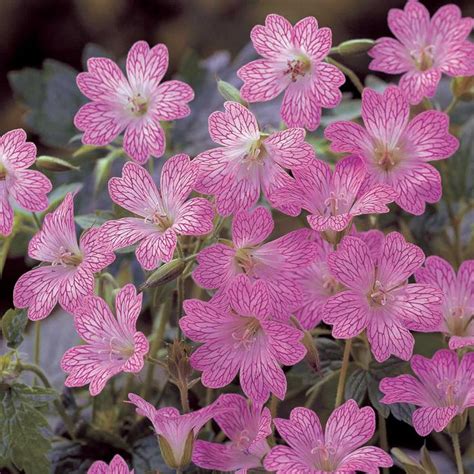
xmin=101 ymin=154 xmax=213 ymax=270
xmin=264 ymin=399 xmax=393 ymax=473
xmin=322 ymin=232 xmax=443 ymax=362
xmin=415 ymin=256 xmax=473 ymax=349
xmin=180 ymin=275 xmax=306 ymax=403
xmin=13 ymin=193 xmax=115 ymax=320
xmin=380 ymin=349 xmax=474 ymax=436
xmin=127 ymin=393 xmax=222 ymax=470
xmin=0 ymin=128 xmax=51 ymax=236
xmin=325 ymin=86 xmax=459 ymax=215
xmin=74 ymin=41 xmax=194 ymax=163
xmin=273 ymin=155 xmax=397 ymax=230
xmin=87 ymin=454 xmax=133 ymax=474
xmin=369 ymin=1 xmax=474 ymax=104
xmin=237 ymin=14 xmax=345 ymax=130
xmin=193 ymin=394 xmax=271 ymax=473
xmin=61 ymin=284 xmax=148 ymax=396
xmin=192 ymin=206 xmax=318 ymax=320
xmin=193 ymin=101 xmax=314 ymax=216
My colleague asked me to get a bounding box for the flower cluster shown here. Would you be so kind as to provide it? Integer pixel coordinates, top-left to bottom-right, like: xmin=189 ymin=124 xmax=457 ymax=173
xmin=3 ymin=2 xmax=473 ymax=473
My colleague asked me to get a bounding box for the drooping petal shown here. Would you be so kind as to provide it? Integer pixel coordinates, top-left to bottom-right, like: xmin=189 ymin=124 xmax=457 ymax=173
xmin=379 ymin=374 xmax=430 ymax=406
xmin=412 ymin=406 xmax=458 ymax=436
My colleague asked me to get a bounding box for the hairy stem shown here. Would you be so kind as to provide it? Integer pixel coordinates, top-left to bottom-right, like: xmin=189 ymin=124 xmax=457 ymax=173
xmin=451 ymin=432 xmax=464 ymax=474
xmin=326 ymin=57 xmax=364 ymax=95
xmin=179 ymin=383 xmax=190 ymax=413
xmin=335 ymin=338 xmax=352 ymax=407
xmin=378 ymin=412 xmax=389 ymax=474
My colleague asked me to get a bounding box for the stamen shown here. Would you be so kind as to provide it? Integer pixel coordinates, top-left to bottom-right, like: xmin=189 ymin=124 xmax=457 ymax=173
xmin=284 ymin=57 xmax=310 ymax=82
xmin=128 ymin=93 xmax=148 ymax=116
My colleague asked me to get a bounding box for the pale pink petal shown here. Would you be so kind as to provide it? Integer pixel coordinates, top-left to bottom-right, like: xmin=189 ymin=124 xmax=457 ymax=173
xmin=449 ymin=336 xmax=474 ymax=350
xmin=58 ymin=265 xmax=94 ymax=313
xmin=324 ymin=120 xmax=370 ymax=154
xmin=250 ymin=14 xmax=293 ymax=58
xmin=333 ymin=155 xmax=365 ymax=206
xmin=123 ymin=116 xmax=165 ymax=163
xmin=79 ymin=226 xmax=116 ymax=273
xmin=263 ymin=320 xmax=306 ymax=366
xmin=458 ymin=260 xmax=474 ymax=298
xmin=136 ymin=228 xmax=177 ymax=270
xmin=228 ymin=275 xmax=270 ymax=318
xmin=100 ymin=217 xmax=154 ymax=251
xmin=108 ymin=455 xmax=132 ymax=474
xmin=440 ymin=41 xmax=474 ymax=76
xmin=361 ymin=86 xmax=409 ymax=146
xmin=122 ymin=332 xmax=149 ymax=372
xmin=77 ymin=57 xmax=128 ymax=101
xmin=232 ymin=207 xmax=274 ymax=248
xmin=394 ymin=163 xmax=442 ymax=215
xmin=160 ymin=153 xmax=197 ymax=210
xmin=173 ymin=197 xmax=214 ymax=235
xmin=193 ymin=442 xmax=260 ymax=472
xmin=192 ymin=243 xmax=237 ymax=289
xmin=387 ymin=1 xmax=430 ymax=49
xmin=208 ymin=101 xmax=259 ymax=146
xmin=0 ymin=129 xmax=37 ymax=169
xmin=404 ymin=110 xmax=459 ymax=161
xmin=153 ymin=80 xmax=194 ymax=121
xmin=323 ymin=291 xmax=369 ymax=338
xmin=310 ymin=62 xmax=344 ymax=108
xmin=289 ymin=407 xmax=324 ymax=447
xmin=238 ymin=59 xmax=289 ymax=103
xmin=412 ymin=406 xmax=458 ymax=436
xmin=379 ymin=374 xmax=429 ymax=406
xmin=399 ymin=69 xmax=441 ymax=105
xmin=126 ymin=41 xmax=168 ymax=89
xmin=307 ymin=213 xmax=352 ymax=232
xmin=265 ymin=277 xmax=305 ymax=321
xmin=87 ymin=460 xmax=108 ymax=474
xmin=0 ymin=190 xmax=13 ymax=236
xmin=108 ymin=162 xmax=161 ymax=217
xmin=431 ymin=4 xmax=473 ymax=47
xmin=351 ymin=184 xmax=397 ymax=217
xmin=116 ymin=284 xmax=143 ymax=334
xmin=369 ymin=37 xmax=411 ymax=74
xmin=9 ymin=170 xmax=51 ymax=211
xmin=294 ymin=19 xmax=331 ymax=61
xmin=193 ymin=147 xmax=232 ymax=194
xmin=214 ymin=173 xmax=261 ymax=216
xmin=74 ymin=102 xmax=123 ymax=146
xmin=338 ymin=446 xmax=393 ymax=472
xmin=410 ymin=350 xmax=459 ymax=388
xmin=264 ymin=445 xmax=313 ymax=473
xmin=281 ymin=82 xmax=321 ymax=131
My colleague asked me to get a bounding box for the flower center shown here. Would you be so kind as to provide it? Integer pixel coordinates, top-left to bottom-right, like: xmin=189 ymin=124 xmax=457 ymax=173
xmin=410 ymin=45 xmax=435 ymax=71
xmin=128 ymin=93 xmax=148 ymax=116
xmin=322 ymin=274 xmax=341 ymax=296
xmin=436 ymin=378 xmax=461 ymax=406
xmin=231 ymin=317 xmax=261 ymax=350
xmin=447 ymin=306 xmax=473 ymax=337
xmin=311 ymin=441 xmax=337 ymax=471
xmin=243 ymin=137 xmax=267 ymax=167
xmin=284 ymin=56 xmax=310 ymax=82
xmin=235 ymin=248 xmax=257 ymax=276
xmin=368 ymin=280 xmax=392 ymax=306
xmin=324 ymin=191 xmax=348 ymax=216
xmin=109 ymin=336 xmax=135 ymax=361
xmin=234 ymin=429 xmax=251 ymax=452
xmin=374 ymin=144 xmax=402 ymax=171
xmin=52 ymin=247 xmax=83 ymax=267
xmin=0 ymin=162 xmax=7 ymax=180
xmin=144 ymin=209 xmax=172 ymax=231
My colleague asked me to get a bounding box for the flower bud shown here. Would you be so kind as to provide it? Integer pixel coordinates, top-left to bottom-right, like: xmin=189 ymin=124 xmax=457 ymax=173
xmin=36 ymin=156 xmax=79 ymax=172
xmin=159 ymin=431 xmax=194 ymax=470
xmin=167 ymin=339 xmax=193 ymax=386
xmin=335 ymin=39 xmax=375 ymax=55
xmin=140 ymin=259 xmax=185 ymax=290
xmin=451 ymin=76 xmax=474 ymax=101
xmin=217 ymin=80 xmax=247 ymax=105
xmin=446 ymin=410 xmax=468 ymax=434
xmin=301 ymin=329 xmax=320 ymax=373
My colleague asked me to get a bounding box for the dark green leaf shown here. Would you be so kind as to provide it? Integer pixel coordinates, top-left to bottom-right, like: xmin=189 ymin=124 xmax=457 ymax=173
xmin=345 ymin=368 xmax=368 ymax=404
xmin=12 ymin=384 xmax=57 ymax=406
xmin=0 ymin=383 xmax=53 ymax=474
xmin=1 ymin=309 xmax=28 ymax=349
xmin=367 ymin=374 xmax=390 ymax=418
xmin=43 ymin=183 xmax=83 ymax=214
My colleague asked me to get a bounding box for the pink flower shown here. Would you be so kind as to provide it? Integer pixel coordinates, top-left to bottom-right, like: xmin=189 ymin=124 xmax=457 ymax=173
xmin=237 ymin=14 xmax=345 ymax=130
xmin=380 ymin=349 xmax=474 ymax=436
xmin=368 ymin=1 xmax=474 ymax=104
xmin=415 ymin=256 xmax=474 ymax=349
xmin=87 ymin=454 xmax=133 ymax=474
xmin=325 ymin=86 xmax=459 ymax=215
xmin=264 ymin=399 xmax=393 ymax=473
xmin=101 ymin=154 xmax=213 ymax=270
xmin=322 ymin=231 xmax=443 ymax=362
xmin=193 ymin=101 xmax=314 ymax=216
xmin=0 ymin=129 xmax=51 ymax=236
xmin=61 ymin=284 xmax=148 ymax=396
xmin=193 ymin=394 xmax=271 ymax=473
xmin=74 ymin=41 xmax=194 ymax=163
xmin=273 ymin=155 xmax=397 ymax=230
xmin=295 ymin=230 xmax=384 ymax=330
xmin=192 ymin=206 xmax=318 ymax=320
xmin=180 ymin=275 xmax=306 ymax=403
xmin=13 ymin=193 xmax=115 ymax=321
xmin=127 ymin=393 xmax=221 ymax=470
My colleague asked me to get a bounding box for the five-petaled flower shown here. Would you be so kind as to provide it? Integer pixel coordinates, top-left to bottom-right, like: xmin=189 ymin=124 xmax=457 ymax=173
xmin=273 ymin=155 xmax=397 ymax=231
xmin=194 ymin=101 xmax=314 ymax=216
xmin=180 ymin=274 xmax=306 ymax=403
xmin=87 ymin=454 xmax=133 ymax=474
xmin=322 ymin=231 xmax=443 ymax=362
xmin=0 ymin=128 xmax=51 ymax=236
xmin=13 ymin=193 xmax=115 ymax=320
xmin=238 ymin=14 xmax=345 ymax=130
xmin=74 ymin=41 xmax=194 ymax=163
xmin=264 ymin=399 xmax=393 ymax=473
xmin=101 ymin=154 xmax=214 ymax=271
xmin=325 ymin=86 xmax=459 ymax=215
xmin=127 ymin=393 xmax=223 ymax=470
xmin=61 ymin=284 xmax=149 ymax=396
xmin=380 ymin=349 xmax=474 ymax=436
xmin=193 ymin=393 xmax=271 ymax=473
xmin=192 ymin=206 xmax=318 ymax=320
xmin=369 ymin=0 xmax=474 ymax=104
xmin=416 ymin=256 xmax=473 ymax=349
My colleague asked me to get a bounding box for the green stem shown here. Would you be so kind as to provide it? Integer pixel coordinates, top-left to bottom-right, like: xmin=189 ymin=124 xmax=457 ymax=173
xmin=335 ymin=338 xmax=352 ymax=407
xmin=179 ymin=383 xmax=190 ymax=413
xmin=34 ymin=321 xmax=41 ymax=366
xmin=31 ymin=212 xmax=42 ymax=230
xmin=269 ymin=394 xmax=279 ymax=419
xmin=451 ymin=432 xmax=464 ymax=474
xmin=19 ymin=363 xmax=76 ymax=439
xmin=148 ymin=157 xmax=154 ymax=176
xmin=444 ymin=97 xmax=459 ymax=115
xmin=326 ymin=57 xmax=364 ymax=95
xmin=378 ymin=412 xmax=389 ymax=474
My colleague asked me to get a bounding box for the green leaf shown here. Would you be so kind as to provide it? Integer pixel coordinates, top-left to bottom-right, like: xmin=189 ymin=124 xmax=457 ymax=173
xmin=0 ymin=383 xmax=53 ymax=474
xmin=217 ymin=80 xmax=245 ymax=104
xmin=43 ymin=182 xmax=83 ymax=214
xmin=345 ymin=368 xmax=368 ymax=404
xmin=1 ymin=309 xmax=28 ymax=349
xmin=75 ymin=212 xmax=112 ymax=229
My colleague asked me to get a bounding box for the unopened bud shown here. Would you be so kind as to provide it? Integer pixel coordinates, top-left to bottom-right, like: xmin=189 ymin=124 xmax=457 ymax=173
xmin=451 ymin=76 xmax=474 ymax=101
xmin=217 ymin=80 xmax=247 ymax=105
xmin=335 ymin=39 xmax=375 ymax=55
xmin=302 ymin=330 xmax=320 ymax=373
xmin=159 ymin=431 xmax=194 ymax=469
xmin=167 ymin=339 xmax=193 ymax=385
xmin=140 ymin=259 xmax=185 ymax=290
xmin=446 ymin=411 xmax=468 ymax=434
xmin=36 ymin=156 xmax=79 ymax=172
